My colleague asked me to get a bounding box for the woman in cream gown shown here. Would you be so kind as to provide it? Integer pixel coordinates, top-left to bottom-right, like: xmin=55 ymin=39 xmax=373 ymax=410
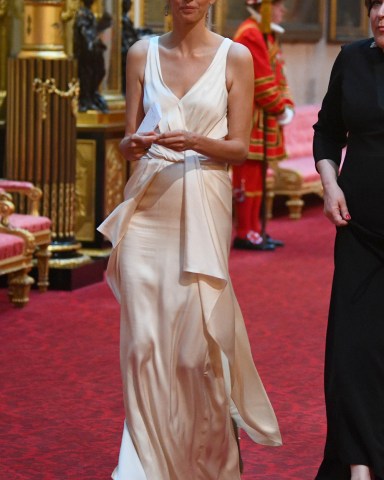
xmin=98 ymin=0 xmax=281 ymax=478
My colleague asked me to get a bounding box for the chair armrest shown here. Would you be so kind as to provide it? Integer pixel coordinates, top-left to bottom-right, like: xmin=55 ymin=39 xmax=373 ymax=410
xmin=0 ymin=197 xmax=15 ymax=227
xmin=0 ymin=226 xmax=36 ymax=257
xmin=0 ymin=179 xmax=43 ymax=216
xmin=0 ymin=196 xmax=36 ymax=254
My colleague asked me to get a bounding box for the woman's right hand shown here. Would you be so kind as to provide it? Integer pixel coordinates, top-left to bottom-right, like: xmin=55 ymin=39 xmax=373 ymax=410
xmin=119 ymin=132 xmax=158 ymax=161
xmin=322 ymin=182 xmax=351 ymax=227
xmin=316 ymin=159 xmax=351 ymax=227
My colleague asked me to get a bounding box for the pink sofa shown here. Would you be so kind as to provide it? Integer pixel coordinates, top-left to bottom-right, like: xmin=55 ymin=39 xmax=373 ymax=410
xmin=267 ymin=104 xmax=323 ymax=219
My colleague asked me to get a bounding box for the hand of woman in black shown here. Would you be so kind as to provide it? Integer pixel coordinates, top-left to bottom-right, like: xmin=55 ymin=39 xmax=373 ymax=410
xmin=322 ymin=182 xmax=351 ymax=227
xmin=316 ymin=159 xmax=351 ymax=227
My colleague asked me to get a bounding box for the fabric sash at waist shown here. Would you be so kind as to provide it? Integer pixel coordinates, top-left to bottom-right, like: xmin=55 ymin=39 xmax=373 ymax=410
xmin=97 ymin=153 xmax=228 ymax=281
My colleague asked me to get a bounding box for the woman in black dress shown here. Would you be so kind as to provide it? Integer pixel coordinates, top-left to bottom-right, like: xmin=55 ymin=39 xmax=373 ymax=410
xmin=313 ymin=1 xmax=384 ymax=479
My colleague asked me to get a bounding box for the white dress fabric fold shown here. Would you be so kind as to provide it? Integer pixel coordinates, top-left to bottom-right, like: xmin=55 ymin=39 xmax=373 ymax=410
xmin=98 ymin=36 xmax=281 ymax=480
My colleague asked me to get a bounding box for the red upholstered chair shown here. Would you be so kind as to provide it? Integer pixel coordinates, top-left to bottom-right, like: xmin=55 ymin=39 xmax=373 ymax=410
xmin=0 ymin=180 xmax=52 ymax=291
xmin=0 ymin=192 xmax=35 ymax=306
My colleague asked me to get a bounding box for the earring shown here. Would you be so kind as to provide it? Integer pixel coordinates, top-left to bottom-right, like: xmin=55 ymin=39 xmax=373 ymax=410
xmin=164 ymin=3 xmax=169 ymax=16
xmin=206 ymin=4 xmax=212 ymax=20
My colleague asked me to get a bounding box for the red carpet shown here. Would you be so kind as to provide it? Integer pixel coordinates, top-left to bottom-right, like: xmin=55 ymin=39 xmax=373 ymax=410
xmin=0 ymin=197 xmax=334 ymax=479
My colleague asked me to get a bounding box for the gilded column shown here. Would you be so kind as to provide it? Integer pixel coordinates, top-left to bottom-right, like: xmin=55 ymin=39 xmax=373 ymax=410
xmin=0 ymin=0 xmax=9 ymax=121
xmin=6 ymin=0 xmax=83 ymax=259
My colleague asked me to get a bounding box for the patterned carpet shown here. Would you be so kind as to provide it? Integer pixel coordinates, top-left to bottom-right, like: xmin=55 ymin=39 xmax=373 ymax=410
xmin=0 ymin=197 xmax=334 ymax=479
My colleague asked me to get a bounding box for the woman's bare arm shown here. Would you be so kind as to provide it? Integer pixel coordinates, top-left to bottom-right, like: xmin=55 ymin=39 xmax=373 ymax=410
xmin=119 ymin=40 xmax=158 ymax=161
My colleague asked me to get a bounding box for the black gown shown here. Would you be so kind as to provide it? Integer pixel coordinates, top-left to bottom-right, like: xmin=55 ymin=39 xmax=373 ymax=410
xmin=313 ymin=39 xmax=384 ymax=479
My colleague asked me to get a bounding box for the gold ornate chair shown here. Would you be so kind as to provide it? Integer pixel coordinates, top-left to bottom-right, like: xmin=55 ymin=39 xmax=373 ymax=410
xmin=0 ymin=190 xmax=35 ymax=307
xmin=0 ymin=180 xmax=52 ymax=291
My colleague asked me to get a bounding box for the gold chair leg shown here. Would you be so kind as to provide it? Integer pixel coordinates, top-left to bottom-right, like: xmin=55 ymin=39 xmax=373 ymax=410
xmin=8 ymin=269 xmax=34 ymax=307
xmin=266 ymin=191 xmax=275 ymax=220
xmin=286 ymin=195 xmax=304 ymax=219
xmin=35 ymin=244 xmax=51 ymax=292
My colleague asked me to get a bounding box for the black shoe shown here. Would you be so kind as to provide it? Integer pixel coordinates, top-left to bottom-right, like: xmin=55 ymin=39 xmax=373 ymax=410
xmin=233 ymin=237 xmax=275 ymax=251
xmin=266 ymin=234 xmax=284 ymax=247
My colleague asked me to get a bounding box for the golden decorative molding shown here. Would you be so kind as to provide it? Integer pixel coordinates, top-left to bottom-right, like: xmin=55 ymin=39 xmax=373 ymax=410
xmin=49 ymin=241 xmax=82 ymax=253
xmin=19 ymin=0 xmax=67 ymax=59
xmin=104 ymin=139 xmax=126 ymax=218
xmin=49 ymin=252 xmax=91 ymax=268
xmin=80 ymin=247 xmax=111 ymax=258
xmin=61 ymin=0 xmax=79 ymax=22
xmin=0 ymin=0 xmax=8 ymax=118
xmin=33 ymin=77 xmax=79 ymax=120
xmin=50 ymin=183 xmax=58 ymax=237
xmin=76 ymin=109 xmax=125 ymax=126
xmin=75 ymin=139 xmax=96 ymax=242
xmin=0 ymin=0 xmax=7 ymax=18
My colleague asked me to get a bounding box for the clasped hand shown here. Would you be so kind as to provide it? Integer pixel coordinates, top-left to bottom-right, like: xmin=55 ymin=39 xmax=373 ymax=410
xmin=119 ymin=130 xmax=195 ymax=161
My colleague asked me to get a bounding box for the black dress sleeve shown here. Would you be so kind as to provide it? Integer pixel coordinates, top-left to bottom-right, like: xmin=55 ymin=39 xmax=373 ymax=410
xmin=313 ymin=48 xmax=348 ymax=166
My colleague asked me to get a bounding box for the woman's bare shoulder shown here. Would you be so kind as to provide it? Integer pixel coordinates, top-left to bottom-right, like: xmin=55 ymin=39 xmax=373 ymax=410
xmin=227 ymin=41 xmax=252 ymax=66
xmin=226 ymin=41 xmax=253 ymax=90
xmin=126 ymin=37 xmax=152 ymax=61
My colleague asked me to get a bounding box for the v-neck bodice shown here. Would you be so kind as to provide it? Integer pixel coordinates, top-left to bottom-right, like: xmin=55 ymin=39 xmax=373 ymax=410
xmin=143 ymin=36 xmax=232 ymax=162
xmin=155 ymin=37 xmax=229 ymax=102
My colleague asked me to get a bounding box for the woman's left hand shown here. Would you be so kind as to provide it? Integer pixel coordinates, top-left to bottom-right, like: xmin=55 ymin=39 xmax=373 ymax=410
xmin=156 ymin=130 xmax=196 ymax=152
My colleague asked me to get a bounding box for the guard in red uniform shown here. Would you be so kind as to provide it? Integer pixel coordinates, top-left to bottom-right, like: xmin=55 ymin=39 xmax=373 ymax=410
xmin=232 ymin=0 xmax=294 ymax=250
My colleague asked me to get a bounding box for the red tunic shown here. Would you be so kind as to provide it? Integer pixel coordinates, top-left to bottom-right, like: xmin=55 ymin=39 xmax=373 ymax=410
xmin=232 ymin=17 xmax=294 ymax=238
xmin=233 ymin=17 xmax=294 ymax=162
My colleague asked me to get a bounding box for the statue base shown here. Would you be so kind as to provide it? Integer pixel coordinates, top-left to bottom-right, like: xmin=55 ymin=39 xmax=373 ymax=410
xmin=46 ymin=254 xmax=105 ymax=291
xmin=77 ymin=109 xmax=125 ymax=126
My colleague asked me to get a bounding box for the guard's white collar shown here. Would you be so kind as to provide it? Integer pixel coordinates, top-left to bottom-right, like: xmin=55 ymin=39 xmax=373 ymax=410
xmin=247 ymin=6 xmax=286 ymax=34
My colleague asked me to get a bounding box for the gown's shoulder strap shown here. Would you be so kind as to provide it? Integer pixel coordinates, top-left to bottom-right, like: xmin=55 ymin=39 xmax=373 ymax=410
xmin=220 ymin=37 xmax=233 ymax=54
xmin=144 ymin=36 xmax=161 ymax=89
xmin=206 ymin=37 xmax=233 ymax=78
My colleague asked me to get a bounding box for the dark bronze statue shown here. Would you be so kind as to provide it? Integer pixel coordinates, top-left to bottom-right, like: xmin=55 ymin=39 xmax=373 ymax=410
xmin=73 ymin=0 xmax=112 ymax=113
xmin=121 ymin=0 xmax=138 ymax=95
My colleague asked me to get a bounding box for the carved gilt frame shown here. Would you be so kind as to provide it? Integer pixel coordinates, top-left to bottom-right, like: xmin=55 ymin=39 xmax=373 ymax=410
xmin=282 ymin=0 xmax=324 ymax=42
xmin=328 ymin=0 xmax=369 ymax=43
xmin=212 ymin=0 xmax=325 ymax=41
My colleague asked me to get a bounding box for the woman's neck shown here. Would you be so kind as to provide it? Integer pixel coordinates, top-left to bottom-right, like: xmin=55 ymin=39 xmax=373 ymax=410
xmin=164 ymin=23 xmax=213 ymax=53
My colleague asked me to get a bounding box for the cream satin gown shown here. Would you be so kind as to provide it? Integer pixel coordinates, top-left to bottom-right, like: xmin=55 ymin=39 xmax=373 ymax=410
xmin=98 ymin=36 xmax=281 ymax=480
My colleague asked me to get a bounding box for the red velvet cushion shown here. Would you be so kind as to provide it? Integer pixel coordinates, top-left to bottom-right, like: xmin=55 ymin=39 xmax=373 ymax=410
xmin=0 ymin=179 xmax=35 ymax=192
xmin=9 ymin=213 xmax=51 ymax=233
xmin=0 ymin=233 xmax=24 ymax=260
xmin=278 ymin=157 xmax=320 ymax=182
